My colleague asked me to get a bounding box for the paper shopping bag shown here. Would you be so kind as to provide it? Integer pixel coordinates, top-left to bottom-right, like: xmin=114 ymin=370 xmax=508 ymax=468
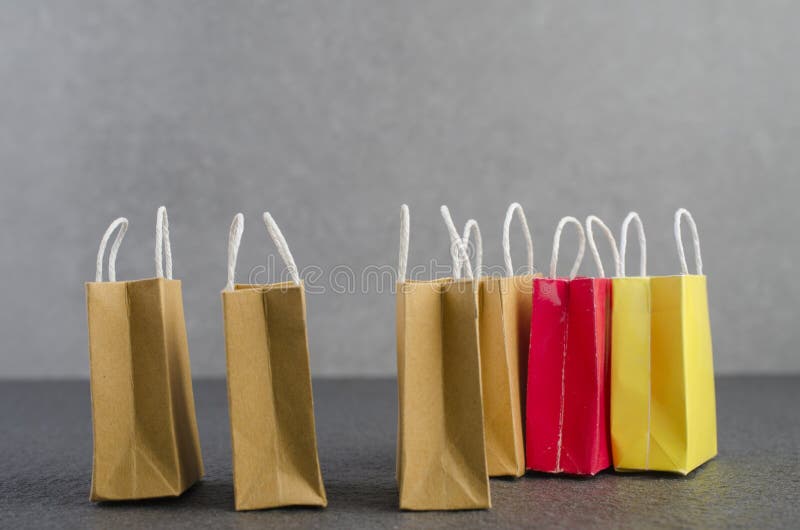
xmin=610 ymin=209 xmax=717 ymax=474
xmin=395 ymin=205 xmax=490 ymax=511
xmin=446 ymin=203 xmax=536 ymax=477
xmin=526 ymin=216 xmax=611 ymax=476
xmin=221 ymin=213 xmax=327 ymax=510
xmin=86 ymin=207 xmax=204 ymax=501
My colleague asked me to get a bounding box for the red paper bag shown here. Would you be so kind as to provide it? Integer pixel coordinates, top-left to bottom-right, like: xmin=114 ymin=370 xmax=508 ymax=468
xmin=526 ymin=216 xmax=611 ymax=476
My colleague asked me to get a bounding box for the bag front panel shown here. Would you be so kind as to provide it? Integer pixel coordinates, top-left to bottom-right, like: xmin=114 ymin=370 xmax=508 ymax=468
xmin=263 ymin=284 xmax=327 ymax=507
xmin=161 ymin=280 xmax=204 ymax=491
xmin=395 ymin=284 xmax=406 ymax=486
xmin=397 ymin=279 xmax=489 ymax=510
xmin=86 ymin=282 xmax=136 ymax=501
xmin=396 ymin=281 xmax=447 ymax=509
xmin=126 ymin=279 xmax=182 ymax=497
xmin=497 ymin=275 xmax=535 ymax=477
xmin=478 ymin=277 xmax=518 ymax=477
xmin=681 ymin=275 xmax=717 ymax=472
xmin=610 ymin=277 xmax=653 ymax=470
xmin=223 ymin=284 xmax=326 ymax=510
xmin=441 ymin=280 xmax=490 ymax=508
xmin=650 ymin=276 xmax=690 ymax=472
xmin=223 ymin=287 xmax=279 ymax=510
xmin=561 ymin=278 xmax=611 ymax=475
xmin=526 ymin=278 xmax=569 ymax=472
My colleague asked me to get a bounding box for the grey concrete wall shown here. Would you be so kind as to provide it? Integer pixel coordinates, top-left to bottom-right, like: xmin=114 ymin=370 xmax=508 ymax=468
xmin=0 ymin=0 xmax=797 ymax=377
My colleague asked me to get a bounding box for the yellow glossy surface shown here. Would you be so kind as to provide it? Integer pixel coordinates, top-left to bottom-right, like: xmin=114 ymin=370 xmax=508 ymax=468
xmin=611 ymin=275 xmax=717 ymax=474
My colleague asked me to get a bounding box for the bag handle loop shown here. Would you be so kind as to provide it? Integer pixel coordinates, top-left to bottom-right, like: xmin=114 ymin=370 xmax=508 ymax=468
xmin=549 ymin=216 xmax=585 ymax=279
xmin=263 ymin=212 xmax=301 ymax=285
xmin=675 ymin=207 xmax=703 ymax=275
xmin=585 ymin=215 xmax=621 ymax=278
xmin=224 ymin=212 xmax=300 ymax=291
xmin=503 ymin=202 xmax=534 ymax=276
xmin=440 ymin=205 xmax=474 ymax=280
xmin=155 ymin=206 xmax=173 ymax=280
xmin=95 ymin=217 xmax=129 ymax=282
xmin=462 ymin=219 xmax=482 ymax=279
xmin=398 ymin=204 xmax=410 ymax=283
xmin=619 ymin=211 xmax=647 ymax=277
xmin=224 ymin=213 xmax=245 ymax=291
xmin=456 ymin=219 xmax=482 ymax=279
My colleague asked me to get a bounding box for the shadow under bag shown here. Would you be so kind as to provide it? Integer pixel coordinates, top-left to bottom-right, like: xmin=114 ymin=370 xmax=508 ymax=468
xmin=395 ymin=205 xmax=490 ymax=510
xmin=221 ymin=212 xmax=327 ymax=511
xmin=86 ymin=207 xmax=204 ymax=501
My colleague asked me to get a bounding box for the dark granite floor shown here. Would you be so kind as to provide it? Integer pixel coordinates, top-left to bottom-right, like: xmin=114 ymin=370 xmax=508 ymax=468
xmin=0 ymin=377 xmax=798 ymax=529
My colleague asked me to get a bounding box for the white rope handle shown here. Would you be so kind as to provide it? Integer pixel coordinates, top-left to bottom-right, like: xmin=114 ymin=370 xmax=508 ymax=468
xmin=585 ymin=215 xmax=621 ymax=278
xmin=398 ymin=204 xmax=409 ymax=283
xmin=675 ymin=208 xmax=703 ymax=275
xmin=549 ymin=216 xmax=586 ymax=279
xmin=263 ymin=212 xmax=301 ymax=285
xmin=224 ymin=213 xmax=244 ymax=291
xmin=459 ymin=219 xmax=483 ymax=279
xmin=619 ymin=211 xmax=647 ymax=277
xmin=440 ymin=205 xmax=473 ymax=280
xmin=95 ymin=217 xmax=129 ymax=282
xmin=155 ymin=206 xmax=173 ymax=279
xmin=503 ymin=202 xmax=534 ymax=276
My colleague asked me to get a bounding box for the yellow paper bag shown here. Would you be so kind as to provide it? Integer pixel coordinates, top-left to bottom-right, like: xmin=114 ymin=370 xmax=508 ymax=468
xmin=445 ymin=203 xmax=537 ymax=478
xmin=395 ymin=205 xmax=490 ymax=511
xmin=221 ymin=213 xmax=327 ymax=510
xmin=610 ymin=209 xmax=717 ymax=474
xmin=86 ymin=208 xmax=204 ymax=501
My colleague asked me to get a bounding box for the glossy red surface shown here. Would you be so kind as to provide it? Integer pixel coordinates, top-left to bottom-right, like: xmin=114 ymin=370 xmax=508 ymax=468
xmin=525 ymin=277 xmax=611 ymax=475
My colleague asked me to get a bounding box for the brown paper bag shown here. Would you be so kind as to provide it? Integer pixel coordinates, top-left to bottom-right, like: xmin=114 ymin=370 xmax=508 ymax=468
xmin=450 ymin=203 xmax=536 ymax=477
xmin=395 ymin=205 xmax=490 ymax=511
xmin=221 ymin=212 xmax=327 ymax=511
xmin=86 ymin=207 xmax=204 ymax=501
